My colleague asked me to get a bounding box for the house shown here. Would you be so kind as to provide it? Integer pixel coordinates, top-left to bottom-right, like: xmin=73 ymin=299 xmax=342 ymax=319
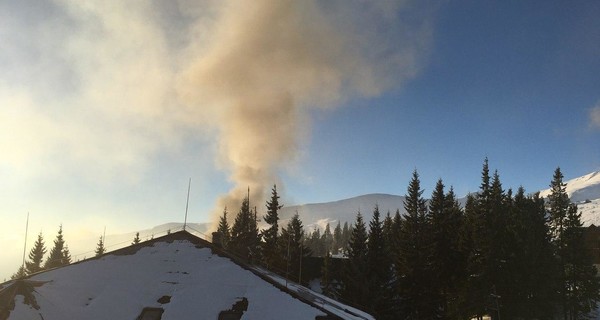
xmin=0 ymin=230 xmax=373 ymax=320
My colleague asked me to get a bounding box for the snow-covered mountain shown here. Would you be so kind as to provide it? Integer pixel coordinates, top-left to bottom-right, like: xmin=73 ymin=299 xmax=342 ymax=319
xmin=539 ymin=171 xmax=600 ymax=226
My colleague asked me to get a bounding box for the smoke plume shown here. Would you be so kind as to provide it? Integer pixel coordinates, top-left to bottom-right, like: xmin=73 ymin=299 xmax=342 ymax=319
xmin=177 ymin=0 xmax=433 ymax=227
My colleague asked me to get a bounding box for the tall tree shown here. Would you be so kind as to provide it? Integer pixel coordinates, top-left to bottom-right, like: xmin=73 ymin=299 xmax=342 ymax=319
xmin=342 ymin=212 xmax=369 ymax=310
xmin=229 ymin=193 xmax=260 ymax=261
xmin=367 ymin=205 xmax=393 ymax=319
xmin=44 ymin=225 xmax=69 ymax=269
xmin=279 ymin=212 xmax=310 ymax=283
xmin=25 ymin=232 xmax=46 ymax=275
xmin=332 ymin=221 xmax=343 ymax=255
xmin=216 ymin=207 xmax=231 ymax=248
xmin=132 ymin=232 xmax=141 ymax=245
xmin=95 ymin=236 xmax=105 ymax=257
xmin=396 ymin=169 xmax=437 ymax=318
xmin=562 ymin=203 xmax=600 ymax=319
xmin=261 ymin=185 xmax=282 ymax=270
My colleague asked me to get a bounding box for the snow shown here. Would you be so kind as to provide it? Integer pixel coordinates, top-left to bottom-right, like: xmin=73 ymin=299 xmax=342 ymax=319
xmin=539 ymin=171 xmax=600 ymax=202
xmin=7 ymin=238 xmax=356 ymax=320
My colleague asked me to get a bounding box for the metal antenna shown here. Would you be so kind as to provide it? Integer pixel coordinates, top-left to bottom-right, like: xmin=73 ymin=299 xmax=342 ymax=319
xmin=21 ymin=212 xmax=30 ymax=271
xmin=184 ymin=178 xmax=191 ymax=231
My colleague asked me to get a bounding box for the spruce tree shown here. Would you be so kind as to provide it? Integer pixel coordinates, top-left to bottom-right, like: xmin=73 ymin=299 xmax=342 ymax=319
xmin=11 ymin=266 xmax=27 ymax=280
xmin=322 ymin=222 xmax=333 ymax=255
xmin=367 ymin=205 xmax=392 ymax=319
xmin=25 ymin=232 xmax=46 ymax=275
xmin=261 ymin=185 xmax=282 ymax=269
xmin=216 ymin=207 xmax=231 ymax=248
xmin=95 ymin=236 xmax=105 ymax=257
xmin=332 ymin=221 xmax=342 ymax=255
xmin=132 ymin=232 xmax=141 ymax=245
xmin=229 ymin=193 xmax=260 ymax=261
xmin=342 ymin=212 xmax=369 ymax=310
xmin=396 ymin=170 xmax=436 ymax=318
xmin=44 ymin=225 xmax=68 ymax=269
xmin=62 ymin=245 xmax=71 ymax=265
xmin=562 ymin=203 xmax=600 ymax=318
xmin=279 ymin=213 xmax=310 ymax=283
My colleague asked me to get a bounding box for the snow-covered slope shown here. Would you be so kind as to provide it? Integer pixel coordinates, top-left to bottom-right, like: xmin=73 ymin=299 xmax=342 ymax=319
xmin=5 ymin=232 xmax=372 ymax=320
xmin=538 ymin=171 xmax=600 ymax=226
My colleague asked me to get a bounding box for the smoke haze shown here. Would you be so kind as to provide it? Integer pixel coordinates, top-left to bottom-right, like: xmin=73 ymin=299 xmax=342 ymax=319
xmin=177 ymin=0 xmax=433 ymax=226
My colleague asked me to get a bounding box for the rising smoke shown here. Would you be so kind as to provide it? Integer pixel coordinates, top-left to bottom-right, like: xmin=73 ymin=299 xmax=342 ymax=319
xmin=177 ymin=0 xmax=434 ymax=227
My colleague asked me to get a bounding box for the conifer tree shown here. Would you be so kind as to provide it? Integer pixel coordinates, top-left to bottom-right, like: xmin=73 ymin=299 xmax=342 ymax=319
xmin=321 ymin=251 xmax=334 ymax=298
xmin=44 ymin=225 xmax=68 ymax=269
xmin=511 ymin=188 xmax=559 ymax=318
xmin=216 ymin=207 xmax=231 ymax=248
xmin=332 ymin=221 xmax=342 ymax=255
xmin=132 ymin=232 xmax=141 ymax=245
xmin=279 ymin=212 xmax=310 ymax=283
xmin=342 ymin=212 xmax=369 ymax=310
xmin=367 ymin=205 xmax=392 ymax=319
xmin=396 ymin=170 xmax=437 ymax=318
xmin=95 ymin=236 xmax=105 ymax=257
xmin=229 ymin=193 xmax=260 ymax=261
xmin=429 ymin=179 xmax=464 ymax=317
xmin=25 ymin=232 xmax=46 ymax=275
xmin=261 ymin=185 xmax=282 ymax=269
xmin=11 ymin=266 xmax=27 ymax=280
xmin=62 ymin=245 xmax=71 ymax=265
xmin=562 ymin=203 xmax=600 ymax=318
xmin=322 ymin=222 xmax=333 ymax=255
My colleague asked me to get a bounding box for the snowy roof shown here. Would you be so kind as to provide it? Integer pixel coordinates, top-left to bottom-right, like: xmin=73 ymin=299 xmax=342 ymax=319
xmin=2 ymin=231 xmax=373 ymax=320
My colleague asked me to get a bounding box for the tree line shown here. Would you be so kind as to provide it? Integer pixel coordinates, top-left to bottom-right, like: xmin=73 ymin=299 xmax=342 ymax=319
xmin=11 ymin=225 xmax=72 ymax=279
xmin=215 ymin=160 xmax=600 ymax=319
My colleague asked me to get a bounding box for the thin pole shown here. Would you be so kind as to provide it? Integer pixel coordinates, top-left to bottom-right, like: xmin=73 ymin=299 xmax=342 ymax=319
xmin=184 ymin=178 xmax=191 ymax=231
xmin=103 ymin=226 xmax=106 ymax=244
xmin=22 ymin=212 xmax=30 ymax=270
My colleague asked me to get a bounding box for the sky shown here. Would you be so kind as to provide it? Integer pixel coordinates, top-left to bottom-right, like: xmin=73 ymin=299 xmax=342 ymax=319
xmin=1 ymin=0 xmax=600 ymax=279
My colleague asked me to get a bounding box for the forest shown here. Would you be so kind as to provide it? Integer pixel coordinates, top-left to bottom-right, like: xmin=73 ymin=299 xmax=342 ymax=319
xmin=12 ymin=159 xmax=600 ymax=319
xmin=216 ymin=159 xmax=600 ymax=320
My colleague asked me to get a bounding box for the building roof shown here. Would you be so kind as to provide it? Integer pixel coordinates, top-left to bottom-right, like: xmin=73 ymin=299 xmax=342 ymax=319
xmin=2 ymin=230 xmax=373 ymax=320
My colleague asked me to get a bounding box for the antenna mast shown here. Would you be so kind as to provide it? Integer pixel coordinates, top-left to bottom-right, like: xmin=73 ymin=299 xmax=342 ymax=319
xmin=184 ymin=178 xmax=191 ymax=231
xmin=22 ymin=212 xmax=30 ymax=271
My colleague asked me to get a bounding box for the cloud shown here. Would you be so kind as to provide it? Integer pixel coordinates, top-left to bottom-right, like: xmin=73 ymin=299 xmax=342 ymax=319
xmin=590 ymin=102 xmax=600 ymax=129
xmin=176 ymin=0 xmax=434 ymax=227
xmin=0 ymin=0 xmax=434 ymax=228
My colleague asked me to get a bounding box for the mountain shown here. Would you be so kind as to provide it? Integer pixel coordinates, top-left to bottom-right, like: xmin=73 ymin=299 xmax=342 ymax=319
xmin=539 ymin=170 xmax=600 ymax=226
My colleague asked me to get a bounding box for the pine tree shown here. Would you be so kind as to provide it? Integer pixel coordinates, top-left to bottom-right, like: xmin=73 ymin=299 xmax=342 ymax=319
xmin=332 ymin=221 xmax=342 ymax=255
xmin=95 ymin=236 xmax=105 ymax=257
xmin=25 ymin=232 xmax=46 ymax=275
xmin=11 ymin=266 xmax=27 ymax=280
xmin=62 ymin=245 xmax=71 ymax=265
xmin=342 ymin=212 xmax=369 ymax=310
xmin=429 ymin=179 xmax=464 ymax=317
xmin=261 ymin=185 xmax=282 ymax=269
xmin=44 ymin=225 xmax=68 ymax=269
xmin=279 ymin=212 xmax=310 ymax=283
xmin=367 ymin=205 xmax=392 ymax=319
xmin=321 ymin=251 xmax=334 ymax=298
xmin=216 ymin=207 xmax=231 ymax=248
xmin=229 ymin=193 xmax=260 ymax=261
xmin=511 ymin=188 xmax=559 ymax=318
xmin=322 ymin=222 xmax=333 ymax=255
xmin=132 ymin=232 xmax=141 ymax=245
xmin=562 ymin=203 xmax=600 ymax=318
xmin=396 ymin=169 xmax=437 ymax=318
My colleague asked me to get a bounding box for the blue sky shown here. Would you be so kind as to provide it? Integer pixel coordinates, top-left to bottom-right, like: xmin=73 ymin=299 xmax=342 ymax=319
xmin=1 ymin=0 xmax=599 ymax=279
